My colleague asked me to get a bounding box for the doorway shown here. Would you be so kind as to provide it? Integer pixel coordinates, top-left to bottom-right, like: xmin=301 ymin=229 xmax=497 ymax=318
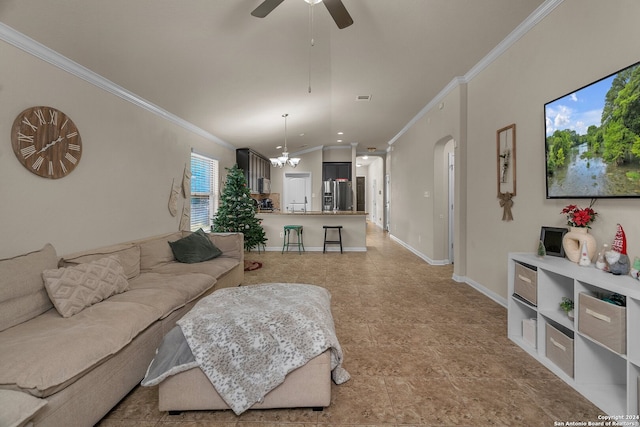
xmin=283 ymin=172 xmax=311 ymax=212
xmin=448 ymin=151 xmax=455 ymax=263
xmin=356 ymin=177 xmax=365 ymax=211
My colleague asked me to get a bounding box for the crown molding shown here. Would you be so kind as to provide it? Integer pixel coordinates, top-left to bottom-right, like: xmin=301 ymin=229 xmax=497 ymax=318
xmin=464 ymin=0 xmax=564 ymax=82
xmin=387 ymin=0 xmax=564 ymax=146
xmin=0 ymin=22 xmax=235 ymax=151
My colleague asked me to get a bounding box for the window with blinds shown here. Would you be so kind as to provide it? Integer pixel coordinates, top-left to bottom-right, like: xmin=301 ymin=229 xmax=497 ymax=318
xmin=190 ymin=152 xmax=218 ymax=232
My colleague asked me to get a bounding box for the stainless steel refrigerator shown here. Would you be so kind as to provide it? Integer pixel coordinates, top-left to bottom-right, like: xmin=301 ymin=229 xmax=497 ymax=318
xmin=323 ymin=180 xmax=353 ymax=211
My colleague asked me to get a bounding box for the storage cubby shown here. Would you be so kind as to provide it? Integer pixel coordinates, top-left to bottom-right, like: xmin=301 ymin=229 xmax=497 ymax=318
xmin=508 ymin=252 xmax=640 ymax=419
xmin=627 ymin=362 xmax=640 ymax=417
xmin=538 ymin=269 xmax=574 ymax=329
xmin=627 ymin=297 xmax=640 ymax=366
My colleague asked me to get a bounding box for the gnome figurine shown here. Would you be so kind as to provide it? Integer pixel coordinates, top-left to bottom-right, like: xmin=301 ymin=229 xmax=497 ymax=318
xmin=605 ymin=224 xmax=630 ymax=275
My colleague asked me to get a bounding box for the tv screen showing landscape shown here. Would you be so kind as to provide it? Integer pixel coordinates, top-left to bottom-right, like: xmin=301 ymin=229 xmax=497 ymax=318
xmin=545 ymin=60 xmax=640 ymax=198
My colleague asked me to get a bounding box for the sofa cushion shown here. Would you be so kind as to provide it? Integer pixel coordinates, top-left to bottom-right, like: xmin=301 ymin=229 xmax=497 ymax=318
xmin=0 ymin=302 xmax=162 ymax=398
xmin=42 ymin=256 xmax=130 ymax=318
xmin=169 ymin=229 xmax=222 ymax=264
xmin=0 ymin=390 xmax=47 ymax=427
xmin=109 ymin=272 xmax=215 ymax=319
xmin=62 ymin=244 xmax=141 ymax=280
xmin=152 ymin=257 xmax=240 ymax=279
xmin=0 ymin=244 xmax=58 ymax=332
xmin=139 ymin=232 xmax=183 ymax=271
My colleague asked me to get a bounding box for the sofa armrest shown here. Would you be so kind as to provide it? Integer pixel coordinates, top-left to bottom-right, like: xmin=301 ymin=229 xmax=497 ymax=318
xmin=208 ymin=233 xmax=244 ymax=263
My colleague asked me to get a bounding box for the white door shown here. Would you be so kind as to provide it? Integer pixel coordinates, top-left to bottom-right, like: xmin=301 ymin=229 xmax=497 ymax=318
xmin=385 ymin=174 xmax=390 ymax=231
xmin=284 ymin=173 xmax=311 ymax=212
xmin=448 ymin=152 xmax=455 ymax=263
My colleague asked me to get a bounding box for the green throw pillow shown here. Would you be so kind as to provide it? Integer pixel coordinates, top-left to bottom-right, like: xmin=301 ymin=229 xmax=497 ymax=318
xmin=169 ymin=229 xmax=222 ymax=263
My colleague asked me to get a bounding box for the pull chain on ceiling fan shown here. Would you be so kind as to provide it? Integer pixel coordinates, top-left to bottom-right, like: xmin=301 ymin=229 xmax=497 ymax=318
xmin=308 ymin=0 xmax=315 ymax=93
xmin=251 ymin=0 xmax=353 ymax=29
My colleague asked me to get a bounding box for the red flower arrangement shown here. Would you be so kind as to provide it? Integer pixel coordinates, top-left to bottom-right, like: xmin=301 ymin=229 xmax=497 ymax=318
xmin=561 ymin=204 xmax=597 ymax=228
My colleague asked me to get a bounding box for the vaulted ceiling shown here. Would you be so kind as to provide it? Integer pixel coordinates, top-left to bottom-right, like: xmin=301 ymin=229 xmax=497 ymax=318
xmin=0 ymin=0 xmax=545 ymax=159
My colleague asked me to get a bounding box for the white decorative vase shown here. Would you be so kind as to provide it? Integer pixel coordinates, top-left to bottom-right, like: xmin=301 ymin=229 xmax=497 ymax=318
xmin=562 ymin=227 xmax=597 ymax=263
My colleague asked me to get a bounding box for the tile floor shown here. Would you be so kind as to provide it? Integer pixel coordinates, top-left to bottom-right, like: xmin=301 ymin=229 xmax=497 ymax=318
xmin=99 ymin=223 xmax=602 ymax=426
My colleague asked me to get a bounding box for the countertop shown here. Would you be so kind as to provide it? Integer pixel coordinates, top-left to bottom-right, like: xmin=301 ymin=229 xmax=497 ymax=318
xmin=257 ymin=210 xmax=367 ymax=216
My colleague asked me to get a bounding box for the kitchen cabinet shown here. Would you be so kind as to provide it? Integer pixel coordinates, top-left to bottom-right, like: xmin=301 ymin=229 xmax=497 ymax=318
xmin=236 ymin=149 xmax=271 ymax=194
xmin=323 ymin=162 xmax=351 ymax=181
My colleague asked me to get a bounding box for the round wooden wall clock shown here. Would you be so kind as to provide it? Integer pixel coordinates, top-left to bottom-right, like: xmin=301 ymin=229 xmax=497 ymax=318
xmin=11 ymin=106 xmax=82 ymax=179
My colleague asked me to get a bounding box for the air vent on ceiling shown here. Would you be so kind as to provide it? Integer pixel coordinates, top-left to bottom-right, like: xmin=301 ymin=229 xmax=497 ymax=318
xmin=355 ymin=95 xmax=372 ymax=101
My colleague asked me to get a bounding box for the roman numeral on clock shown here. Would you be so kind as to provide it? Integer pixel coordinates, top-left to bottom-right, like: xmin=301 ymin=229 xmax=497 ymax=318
xmin=32 ymin=156 xmax=44 ymax=171
xmin=68 ymin=144 xmax=81 ymax=151
xmin=64 ymin=153 xmax=78 ymax=164
xmin=21 ymin=117 xmax=38 ymax=132
xmin=18 ymin=132 xmax=34 ymax=143
xmin=35 ymin=109 xmax=47 ymax=125
xmin=21 ymin=145 xmax=36 ymax=159
xmin=59 ymin=160 xmax=68 ymax=174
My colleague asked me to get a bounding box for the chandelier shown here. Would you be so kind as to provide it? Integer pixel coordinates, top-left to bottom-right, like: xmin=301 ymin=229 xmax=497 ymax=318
xmin=269 ymin=113 xmax=301 ymax=168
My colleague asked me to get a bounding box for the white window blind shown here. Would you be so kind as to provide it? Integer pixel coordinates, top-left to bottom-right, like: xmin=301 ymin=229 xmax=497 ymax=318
xmin=190 ymin=152 xmax=218 ymax=232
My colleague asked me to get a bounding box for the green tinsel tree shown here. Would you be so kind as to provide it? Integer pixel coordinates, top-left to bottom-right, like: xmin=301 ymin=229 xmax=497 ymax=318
xmin=212 ymin=164 xmax=267 ymax=251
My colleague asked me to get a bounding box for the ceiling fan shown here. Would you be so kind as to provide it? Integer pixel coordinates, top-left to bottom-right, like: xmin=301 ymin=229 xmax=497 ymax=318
xmin=251 ymin=0 xmax=353 ymax=29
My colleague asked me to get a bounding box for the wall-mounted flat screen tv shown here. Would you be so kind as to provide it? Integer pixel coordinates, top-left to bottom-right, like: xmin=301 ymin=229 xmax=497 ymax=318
xmin=545 ymin=60 xmax=640 ymax=198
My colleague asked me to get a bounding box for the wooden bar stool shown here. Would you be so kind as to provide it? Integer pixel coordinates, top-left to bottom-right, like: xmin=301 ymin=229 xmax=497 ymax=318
xmin=323 ymin=225 xmax=343 ymax=253
xmin=282 ymin=225 xmax=305 ymax=254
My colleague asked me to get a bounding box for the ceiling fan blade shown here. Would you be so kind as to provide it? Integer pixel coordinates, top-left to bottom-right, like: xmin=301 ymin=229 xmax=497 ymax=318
xmin=251 ymin=0 xmax=285 ymax=18
xmin=322 ymin=0 xmax=353 ymax=29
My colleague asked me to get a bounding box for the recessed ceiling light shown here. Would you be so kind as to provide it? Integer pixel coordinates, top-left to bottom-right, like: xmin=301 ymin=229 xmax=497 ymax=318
xmin=337 ymin=131 xmax=344 ymax=135
xmin=356 ymin=95 xmax=372 ymax=101
xmin=337 ymin=139 xmax=343 ymax=143
xmin=276 ymin=145 xmax=282 ymax=149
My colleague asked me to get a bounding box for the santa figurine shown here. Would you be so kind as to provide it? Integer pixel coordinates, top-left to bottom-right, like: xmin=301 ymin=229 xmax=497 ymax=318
xmin=605 ymin=224 xmax=630 ymax=275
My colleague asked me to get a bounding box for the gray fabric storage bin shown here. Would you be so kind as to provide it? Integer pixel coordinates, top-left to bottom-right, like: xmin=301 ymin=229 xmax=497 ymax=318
xmin=514 ymin=262 xmax=537 ymax=305
xmin=545 ymin=323 xmax=574 ymax=378
xmin=578 ymin=292 xmax=626 ymax=354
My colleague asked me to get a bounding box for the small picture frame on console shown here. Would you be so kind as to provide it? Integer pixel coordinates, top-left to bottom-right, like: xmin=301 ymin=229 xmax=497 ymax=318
xmin=540 ymin=226 xmax=568 ymax=257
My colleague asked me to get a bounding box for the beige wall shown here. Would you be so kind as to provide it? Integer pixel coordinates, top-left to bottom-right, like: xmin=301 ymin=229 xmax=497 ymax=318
xmin=390 ymin=84 xmax=464 ymax=265
xmin=465 ymin=0 xmax=640 ymax=299
xmin=390 ymin=0 xmax=640 ymax=301
xmin=0 ymin=40 xmax=235 ymax=258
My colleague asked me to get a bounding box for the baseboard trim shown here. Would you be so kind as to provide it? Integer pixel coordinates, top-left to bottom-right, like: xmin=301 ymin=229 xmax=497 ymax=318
xmin=453 ymin=274 xmax=507 ymax=308
xmin=389 ymin=234 xmax=450 ymax=266
xmin=389 ymin=235 xmax=507 ymax=308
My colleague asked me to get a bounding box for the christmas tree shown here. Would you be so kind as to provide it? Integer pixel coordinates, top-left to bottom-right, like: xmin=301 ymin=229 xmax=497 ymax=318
xmin=212 ymin=164 xmax=267 ymax=251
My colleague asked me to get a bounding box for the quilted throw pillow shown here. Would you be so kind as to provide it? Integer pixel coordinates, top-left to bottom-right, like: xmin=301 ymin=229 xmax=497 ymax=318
xmin=42 ymin=255 xmax=129 ymax=318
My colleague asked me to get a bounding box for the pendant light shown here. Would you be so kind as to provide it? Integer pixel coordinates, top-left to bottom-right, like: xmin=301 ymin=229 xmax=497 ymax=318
xmin=270 ymin=114 xmax=301 ymax=168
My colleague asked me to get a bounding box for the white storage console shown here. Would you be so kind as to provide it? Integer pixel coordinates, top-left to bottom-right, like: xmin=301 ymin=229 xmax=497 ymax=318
xmin=508 ymin=253 xmax=640 ymax=419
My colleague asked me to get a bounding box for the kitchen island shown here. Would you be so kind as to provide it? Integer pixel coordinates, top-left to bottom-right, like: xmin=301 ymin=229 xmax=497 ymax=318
xmin=255 ymin=211 xmax=367 ymax=252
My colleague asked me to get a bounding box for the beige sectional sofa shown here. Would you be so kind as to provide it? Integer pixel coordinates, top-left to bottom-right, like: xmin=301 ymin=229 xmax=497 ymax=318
xmin=0 ymin=230 xmax=244 ymax=427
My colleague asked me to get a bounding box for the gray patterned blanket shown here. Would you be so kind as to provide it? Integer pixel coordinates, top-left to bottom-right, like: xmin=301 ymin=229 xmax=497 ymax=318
xmin=141 ymin=283 xmax=349 ymax=414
